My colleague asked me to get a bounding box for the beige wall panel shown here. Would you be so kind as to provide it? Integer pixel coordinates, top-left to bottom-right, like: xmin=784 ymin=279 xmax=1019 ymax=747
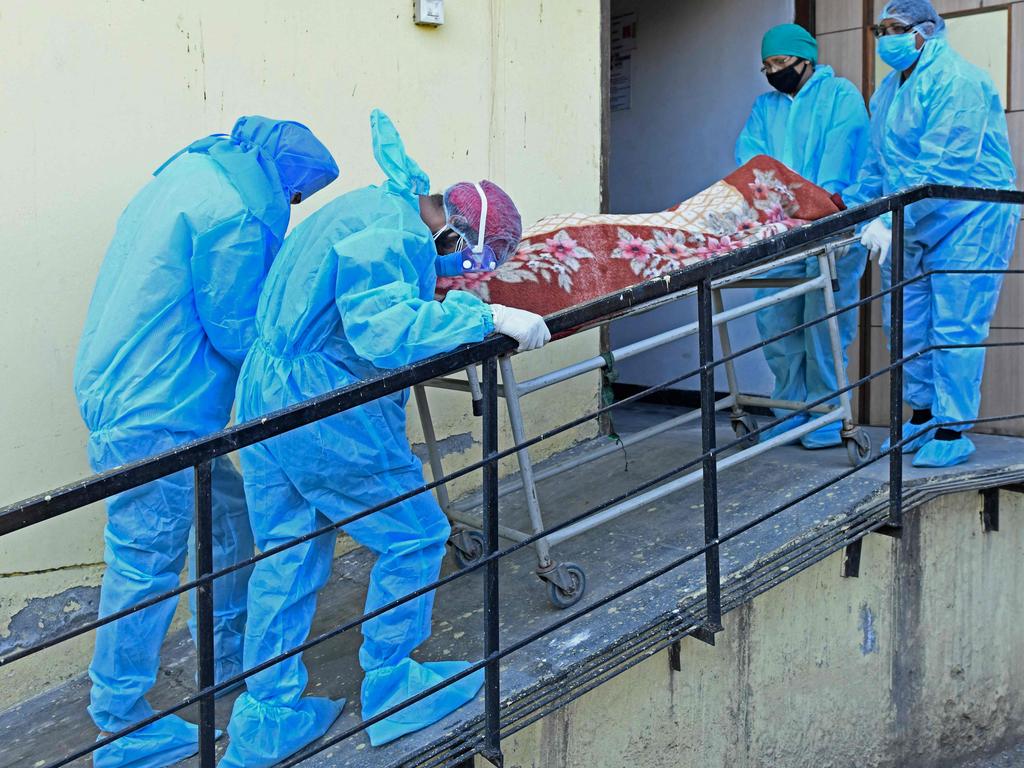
xmin=931 ymin=0 xmax=985 ymax=13
xmin=1009 ymin=111 xmax=1024 ymax=196
xmin=869 ymin=262 xmax=885 ymax=327
xmin=867 ymin=323 xmax=892 ymax=426
xmin=866 ymin=322 xmax=1024 ymax=432
xmin=978 ymin=328 xmax=1024 ymax=434
xmin=817 ymin=0 xmax=864 ymax=34
xmin=993 ymin=225 xmax=1024 ymax=329
xmin=874 ymin=0 xmax=1017 ymax=17
xmin=1013 ymin=4 xmax=1024 ymax=111
xmin=817 ymin=29 xmax=864 ymax=85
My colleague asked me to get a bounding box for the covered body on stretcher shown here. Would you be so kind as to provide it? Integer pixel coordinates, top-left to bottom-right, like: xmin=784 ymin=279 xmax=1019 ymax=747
xmin=421 ymin=156 xmax=868 ymax=608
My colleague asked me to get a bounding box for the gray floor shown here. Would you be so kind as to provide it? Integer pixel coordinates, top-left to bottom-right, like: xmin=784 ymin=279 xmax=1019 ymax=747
xmin=2 ymin=404 xmax=1023 ymax=768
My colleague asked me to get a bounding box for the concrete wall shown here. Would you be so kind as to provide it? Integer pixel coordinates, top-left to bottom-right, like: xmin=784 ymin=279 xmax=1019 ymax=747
xmin=493 ymin=489 xmax=1024 ymax=767
xmin=606 ymin=0 xmax=793 ymax=392
xmin=0 ymin=1 xmax=603 ymax=705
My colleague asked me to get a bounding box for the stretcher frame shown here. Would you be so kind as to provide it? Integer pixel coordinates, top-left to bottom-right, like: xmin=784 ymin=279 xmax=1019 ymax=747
xmin=414 ymin=233 xmax=869 ymax=608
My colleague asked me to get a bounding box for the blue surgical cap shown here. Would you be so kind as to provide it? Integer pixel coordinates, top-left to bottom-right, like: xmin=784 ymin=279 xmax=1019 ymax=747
xmin=880 ymin=0 xmax=946 ymax=39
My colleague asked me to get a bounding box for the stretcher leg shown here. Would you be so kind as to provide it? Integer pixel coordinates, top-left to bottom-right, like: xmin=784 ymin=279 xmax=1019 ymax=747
xmin=818 ymin=248 xmax=871 ymax=466
xmin=498 ymin=356 xmax=552 ymax=569
xmin=712 ymin=287 xmax=759 ymax=446
xmin=413 ymin=385 xmax=452 ymax=512
xmin=499 ymin=355 xmax=586 ymax=608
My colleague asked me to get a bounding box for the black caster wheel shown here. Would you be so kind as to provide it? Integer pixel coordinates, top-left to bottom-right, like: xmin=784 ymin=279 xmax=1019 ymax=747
xmin=731 ymin=414 xmax=760 ymax=447
xmin=543 ymin=562 xmax=587 ymax=610
xmin=845 ymin=429 xmax=872 ymax=467
xmin=449 ymin=529 xmax=486 ymax=569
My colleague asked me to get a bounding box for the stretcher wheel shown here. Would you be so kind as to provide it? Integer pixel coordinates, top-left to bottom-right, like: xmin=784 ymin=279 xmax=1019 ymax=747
xmin=731 ymin=414 xmax=759 ymax=447
xmin=545 ymin=563 xmax=586 ymax=610
xmin=449 ymin=529 xmax=486 ymax=569
xmin=845 ymin=429 xmax=872 ymax=467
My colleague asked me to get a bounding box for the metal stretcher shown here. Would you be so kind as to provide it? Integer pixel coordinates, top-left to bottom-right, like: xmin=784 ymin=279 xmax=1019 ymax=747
xmin=414 ymin=233 xmax=870 ymax=608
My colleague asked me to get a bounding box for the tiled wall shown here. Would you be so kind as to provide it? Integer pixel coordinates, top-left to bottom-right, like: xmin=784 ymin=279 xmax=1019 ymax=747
xmin=816 ymin=0 xmax=1024 ymax=434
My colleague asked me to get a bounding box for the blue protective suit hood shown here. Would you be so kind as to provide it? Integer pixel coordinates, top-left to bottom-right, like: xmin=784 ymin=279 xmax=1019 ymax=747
xmin=370 ymin=108 xmax=430 ymax=200
xmin=156 ymin=116 xmax=339 ymax=237
xmin=232 ymin=116 xmax=340 ymax=202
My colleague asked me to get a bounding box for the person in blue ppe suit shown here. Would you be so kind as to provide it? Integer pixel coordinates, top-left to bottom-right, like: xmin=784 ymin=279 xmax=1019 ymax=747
xmin=220 ymin=109 xmax=548 ymax=767
xmin=736 ymin=23 xmax=871 ymax=449
xmin=73 ymin=116 xmax=338 ymax=768
xmin=847 ymin=0 xmax=1019 ymax=467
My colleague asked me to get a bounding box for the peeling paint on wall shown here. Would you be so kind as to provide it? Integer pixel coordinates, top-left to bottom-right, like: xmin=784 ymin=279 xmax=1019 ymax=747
xmin=859 ymin=603 xmax=878 ymax=655
xmin=411 ymin=432 xmax=476 ymax=461
xmin=0 ymin=585 xmax=99 ymax=656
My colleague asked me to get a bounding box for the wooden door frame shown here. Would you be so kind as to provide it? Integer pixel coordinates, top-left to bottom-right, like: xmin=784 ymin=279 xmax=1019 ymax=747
xmin=795 ymin=0 xmax=815 ymax=32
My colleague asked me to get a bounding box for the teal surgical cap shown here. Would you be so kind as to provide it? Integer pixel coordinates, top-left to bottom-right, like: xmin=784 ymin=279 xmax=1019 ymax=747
xmin=762 ymin=23 xmax=819 ymax=64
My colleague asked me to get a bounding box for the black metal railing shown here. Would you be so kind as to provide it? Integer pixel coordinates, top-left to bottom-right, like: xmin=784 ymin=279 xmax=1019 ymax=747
xmin=0 ymin=184 xmax=1021 ymax=768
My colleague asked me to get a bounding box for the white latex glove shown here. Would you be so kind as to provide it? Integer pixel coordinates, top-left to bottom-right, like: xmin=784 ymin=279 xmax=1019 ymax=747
xmin=860 ymin=217 xmax=892 ymax=268
xmin=490 ymin=304 xmax=551 ymax=352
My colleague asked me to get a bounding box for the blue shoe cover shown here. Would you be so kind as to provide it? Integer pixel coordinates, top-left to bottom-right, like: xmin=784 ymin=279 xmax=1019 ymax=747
xmin=762 ymin=413 xmax=809 ymax=442
xmin=93 ymin=715 xmax=221 ymax=768
xmin=219 ymin=694 xmax=345 ymax=768
xmin=363 ymin=659 xmax=484 ymax=747
xmin=800 ymin=422 xmax=843 ymax=449
xmin=912 ymin=436 xmax=976 ymax=468
xmin=881 ymin=418 xmax=937 ymax=454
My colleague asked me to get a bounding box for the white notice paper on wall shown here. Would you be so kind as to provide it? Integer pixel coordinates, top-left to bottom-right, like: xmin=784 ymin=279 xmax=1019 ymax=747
xmin=610 ymin=12 xmax=637 ymax=112
xmin=611 ymin=55 xmax=632 ymax=112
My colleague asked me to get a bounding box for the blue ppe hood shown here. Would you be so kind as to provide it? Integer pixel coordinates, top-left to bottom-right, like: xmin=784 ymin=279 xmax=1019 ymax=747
xmin=370 ymin=108 xmax=430 ymax=201
xmin=155 ymin=116 xmax=339 ymax=238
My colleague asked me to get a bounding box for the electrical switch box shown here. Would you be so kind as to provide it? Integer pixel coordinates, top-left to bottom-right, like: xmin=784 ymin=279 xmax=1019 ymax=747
xmin=414 ymin=0 xmax=445 ymax=27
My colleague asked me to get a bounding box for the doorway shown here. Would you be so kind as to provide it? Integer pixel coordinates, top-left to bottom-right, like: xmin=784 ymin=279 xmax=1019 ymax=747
xmin=606 ymin=0 xmax=799 ymax=403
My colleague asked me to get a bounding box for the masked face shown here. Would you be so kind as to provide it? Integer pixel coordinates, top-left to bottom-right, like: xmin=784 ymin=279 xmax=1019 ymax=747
xmin=432 ymin=224 xmax=463 ymax=255
xmin=877 ymin=31 xmax=922 ymax=71
xmin=434 ymin=182 xmax=500 ymax=277
xmin=765 ymin=59 xmax=808 ymax=95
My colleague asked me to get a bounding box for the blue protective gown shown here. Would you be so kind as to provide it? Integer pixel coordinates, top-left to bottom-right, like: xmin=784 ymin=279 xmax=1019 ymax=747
xmin=73 ymin=118 xmax=338 ymax=768
xmin=221 ymin=110 xmax=494 ymax=767
xmin=736 ymin=65 xmax=871 ymax=446
xmin=845 ymin=38 xmax=1019 ymax=430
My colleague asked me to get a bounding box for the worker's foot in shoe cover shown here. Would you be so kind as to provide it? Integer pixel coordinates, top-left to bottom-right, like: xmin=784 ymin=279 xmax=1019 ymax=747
xmin=93 ymin=715 xmax=222 ymax=768
xmin=761 ymin=413 xmax=809 ymax=442
xmin=800 ymin=423 xmax=842 ymax=449
xmin=363 ymin=659 xmax=484 ymax=746
xmin=912 ymin=435 xmax=975 ymax=468
xmin=881 ymin=417 xmax=937 ymax=454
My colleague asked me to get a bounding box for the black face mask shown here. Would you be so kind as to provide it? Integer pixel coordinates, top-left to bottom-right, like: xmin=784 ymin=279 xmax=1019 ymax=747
xmin=766 ymin=60 xmax=806 ymax=95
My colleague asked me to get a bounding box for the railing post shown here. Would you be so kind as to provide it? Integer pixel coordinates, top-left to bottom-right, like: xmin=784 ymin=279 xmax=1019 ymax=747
xmin=481 ymin=356 xmax=504 ymax=767
xmin=697 ymin=279 xmax=722 ymax=631
xmin=888 ymin=205 xmax=905 ymax=528
xmin=193 ymin=461 xmax=216 ymax=768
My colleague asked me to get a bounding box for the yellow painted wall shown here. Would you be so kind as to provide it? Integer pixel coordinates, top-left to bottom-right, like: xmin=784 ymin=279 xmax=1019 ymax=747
xmin=0 ymin=0 xmax=603 ymax=702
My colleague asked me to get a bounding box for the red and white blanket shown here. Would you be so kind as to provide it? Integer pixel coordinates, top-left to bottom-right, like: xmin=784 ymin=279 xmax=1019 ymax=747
xmin=436 ymin=155 xmax=842 ymax=318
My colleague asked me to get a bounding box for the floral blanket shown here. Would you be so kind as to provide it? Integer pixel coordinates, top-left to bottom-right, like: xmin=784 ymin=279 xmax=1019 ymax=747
xmin=436 ymin=155 xmax=842 ymax=318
